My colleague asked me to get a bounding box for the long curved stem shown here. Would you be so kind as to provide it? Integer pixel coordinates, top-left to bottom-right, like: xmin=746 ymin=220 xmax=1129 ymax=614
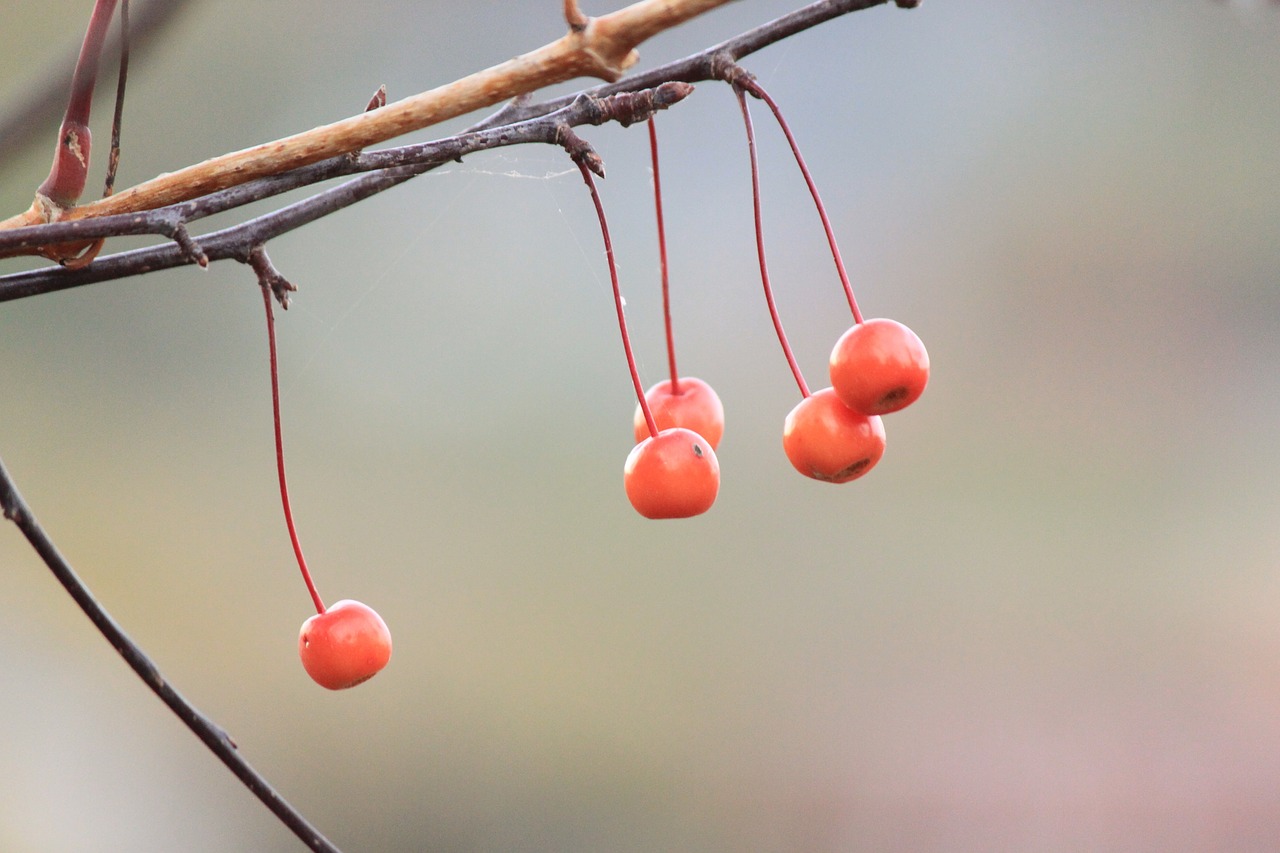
xmin=0 ymin=455 xmax=341 ymax=853
xmin=648 ymin=117 xmax=680 ymax=391
xmin=576 ymin=159 xmax=660 ymax=439
xmin=103 ymin=0 xmax=130 ymax=200
xmin=739 ymin=77 xmax=862 ymax=323
xmin=734 ymin=86 xmax=810 ymax=398
xmin=261 ymin=285 xmax=326 ymax=615
xmin=3 ymin=0 xmax=735 ymax=229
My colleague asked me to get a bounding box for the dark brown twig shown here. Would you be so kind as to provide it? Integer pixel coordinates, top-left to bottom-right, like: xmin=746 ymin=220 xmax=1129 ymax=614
xmin=0 ymin=0 xmax=910 ymax=297
xmin=0 ymin=0 xmax=190 ymax=165
xmin=0 ymin=454 xmax=343 ymax=853
xmin=102 ymin=0 xmax=130 ymax=199
xmin=467 ymin=0 xmax=899 ymax=132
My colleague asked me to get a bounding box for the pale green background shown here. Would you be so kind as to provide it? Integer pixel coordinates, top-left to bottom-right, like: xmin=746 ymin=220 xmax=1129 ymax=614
xmin=2 ymin=2 xmax=1279 ymax=851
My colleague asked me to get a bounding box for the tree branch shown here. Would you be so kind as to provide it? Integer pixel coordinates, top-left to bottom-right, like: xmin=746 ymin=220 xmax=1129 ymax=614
xmin=0 ymin=0 xmax=735 ymax=236
xmin=0 ymin=82 xmax=695 ymax=302
xmin=0 ymin=454 xmax=343 ymax=853
xmin=0 ymin=0 xmax=912 ymax=297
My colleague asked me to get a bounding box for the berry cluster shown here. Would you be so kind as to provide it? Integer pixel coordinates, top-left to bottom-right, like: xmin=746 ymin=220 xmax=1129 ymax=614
xmin=265 ymin=73 xmax=927 ymax=689
xmin=578 ymin=79 xmax=928 ymax=521
xmin=784 ymin=318 xmax=928 ymax=483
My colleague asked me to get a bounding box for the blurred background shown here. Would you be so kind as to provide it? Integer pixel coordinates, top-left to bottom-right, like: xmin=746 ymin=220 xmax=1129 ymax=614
xmin=2 ymin=1 xmax=1279 ymax=850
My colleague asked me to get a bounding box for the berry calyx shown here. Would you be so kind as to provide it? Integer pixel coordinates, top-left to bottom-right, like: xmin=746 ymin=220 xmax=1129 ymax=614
xmin=782 ymin=388 xmax=886 ymax=483
xmin=298 ymin=600 xmax=392 ymax=690
xmin=624 ymin=428 xmax=720 ymax=518
xmin=829 ymin=318 xmax=929 ymax=415
xmin=634 ymin=377 xmax=725 ymax=449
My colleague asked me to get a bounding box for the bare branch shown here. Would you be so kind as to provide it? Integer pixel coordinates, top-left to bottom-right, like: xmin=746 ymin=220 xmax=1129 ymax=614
xmin=0 ymin=0 xmax=736 ymax=236
xmin=0 ymin=454 xmax=343 ymax=853
xmin=0 ymin=84 xmax=696 ymax=302
xmin=0 ymin=0 xmax=910 ymax=283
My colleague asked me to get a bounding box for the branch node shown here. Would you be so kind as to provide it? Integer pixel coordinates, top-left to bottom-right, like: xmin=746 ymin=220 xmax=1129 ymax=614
xmin=246 ymin=245 xmax=297 ymax=308
xmin=556 ymin=125 xmax=604 ymax=178
xmin=169 ymin=222 xmax=209 ymax=268
xmin=710 ymin=53 xmax=754 ymax=90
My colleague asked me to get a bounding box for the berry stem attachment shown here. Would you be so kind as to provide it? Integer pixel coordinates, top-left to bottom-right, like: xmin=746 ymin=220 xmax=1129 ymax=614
xmin=574 ymin=156 xmax=659 ymax=439
xmin=648 ymin=117 xmax=679 ymax=392
xmin=260 ymin=284 xmax=326 ymax=616
xmin=734 ymin=85 xmax=810 ymax=399
xmin=739 ymin=78 xmax=862 ymax=324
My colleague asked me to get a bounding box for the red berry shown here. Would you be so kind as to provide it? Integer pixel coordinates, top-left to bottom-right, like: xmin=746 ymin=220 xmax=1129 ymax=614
xmin=624 ymin=427 xmax=720 ymax=518
xmin=829 ymin=318 xmax=929 ymax=415
xmin=633 ymin=377 xmax=725 ymax=449
xmin=782 ymin=388 xmax=886 ymax=483
xmin=298 ymin=600 xmax=392 ymax=690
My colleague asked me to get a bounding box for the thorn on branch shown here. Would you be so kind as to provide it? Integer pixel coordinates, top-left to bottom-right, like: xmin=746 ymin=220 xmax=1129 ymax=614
xmin=365 ymin=84 xmax=387 ymax=112
xmin=564 ymin=0 xmax=589 ymax=33
xmin=556 ymin=126 xmax=604 ymax=178
xmin=165 ymin=222 xmax=208 ymax=268
xmin=216 ymin=724 xmax=239 ymax=751
xmin=247 ymin=245 xmax=297 ymax=308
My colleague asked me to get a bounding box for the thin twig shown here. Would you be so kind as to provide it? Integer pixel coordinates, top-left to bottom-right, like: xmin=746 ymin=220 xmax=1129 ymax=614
xmin=0 ymin=0 xmax=190 ymax=165
xmin=0 ymin=454 xmax=343 ymax=853
xmin=468 ymin=0 xmax=895 ymax=131
xmin=102 ymin=0 xmax=130 ymax=199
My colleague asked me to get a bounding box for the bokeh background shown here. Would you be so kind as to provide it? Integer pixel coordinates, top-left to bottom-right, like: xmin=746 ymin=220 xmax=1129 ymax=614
xmin=2 ymin=1 xmax=1279 ymax=850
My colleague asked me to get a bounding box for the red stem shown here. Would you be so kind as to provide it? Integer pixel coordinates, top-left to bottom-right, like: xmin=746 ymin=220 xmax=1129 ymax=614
xmin=260 ymin=286 xmax=326 ymax=615
xmin=741 ymin=79 xmax=863 ymax=324
xmin=38 ymin=0 xmax=120 ymax=207
xmin=648 ymin=117 xmax=680 ymax=391
xmin=734 ymin=87 xmax=810 ymax=399
xmin=576 ymin=159 xmax=660 ymax=439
